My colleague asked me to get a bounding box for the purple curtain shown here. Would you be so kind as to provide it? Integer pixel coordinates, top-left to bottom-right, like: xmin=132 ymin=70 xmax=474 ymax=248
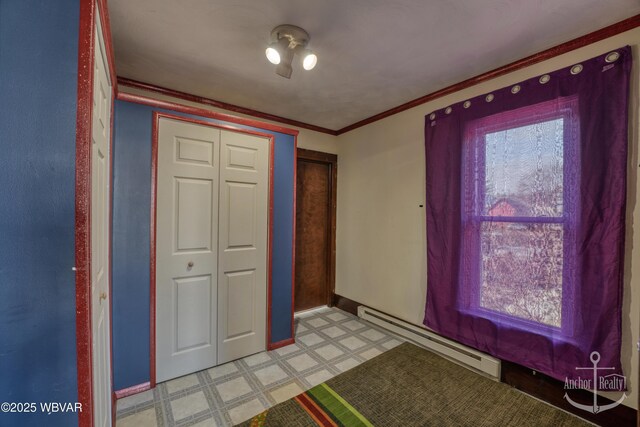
xmin=424 ymin=47 xmax=631 ymax=384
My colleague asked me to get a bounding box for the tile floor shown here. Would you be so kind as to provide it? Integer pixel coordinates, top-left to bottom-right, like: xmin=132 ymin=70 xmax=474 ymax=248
xmin=116 ymin=307 xmax=404 ymax=426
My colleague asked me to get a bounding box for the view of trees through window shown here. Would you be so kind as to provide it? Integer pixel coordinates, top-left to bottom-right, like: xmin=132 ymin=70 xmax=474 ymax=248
xmin=477 ymin=118 xmax=565 ymax=328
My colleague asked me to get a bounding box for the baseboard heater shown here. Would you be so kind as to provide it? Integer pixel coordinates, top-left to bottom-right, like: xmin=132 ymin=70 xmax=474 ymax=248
xmin=357 ymin=306 xmax=501 ymax=380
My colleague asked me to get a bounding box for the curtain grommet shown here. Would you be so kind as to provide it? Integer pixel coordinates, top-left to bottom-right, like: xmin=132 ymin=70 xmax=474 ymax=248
xmin=605 ymin=51 xmax=620 ymax=63
xmin=511 ymin=85 xmax=521 ymax=94
xmin=445 ymin=107 xmax=452 ymax=114
xmin=463 ymin=101 xmax=471 ymax=109
xmin=429 ymin=113 xmax=436 ymax=120
xmin=539 ymin=74 xmax=551 ymax=84
xmin=570 ymin=64 xmax=583 ymax=75
xmin=485 ymin=94 xmax=494 ymax=102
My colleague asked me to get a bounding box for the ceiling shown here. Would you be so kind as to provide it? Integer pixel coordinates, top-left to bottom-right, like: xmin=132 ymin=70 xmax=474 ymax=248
xmin=109 ymin=0 xmax=640 ymax=131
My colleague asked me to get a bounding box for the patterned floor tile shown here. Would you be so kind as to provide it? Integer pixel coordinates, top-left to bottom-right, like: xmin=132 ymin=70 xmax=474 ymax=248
xmin=166 ymin=374 xmax=200 ymax=395
xmin=334 ymin=357 xmax=362 ymax=372
xmin=318 ymin=325 xmax=347 ymax=338
xmin=273 ymin=343 xmax=301 ymax=356
xmin=360 ymin=328 xmax=387 ymax=342
xmin=326 ymin=312 xmax=348 ymax=322
xmin=284 ymin=353 xmax=319 ymax=372
xmin=116 ymin=307 xmax=405 ymax=427
xmin=306 ymin=317 xmax=330 ymax=328
xmin=242 ymin=352 xmax=273 ymax=367
xmin=342 ymin=319 xmax=367 ymax=331
xmin=303 ymin=369 xmax=334 ymax=387
xmin=339 ymin=335 xmax=367 ymax=350
xmin=226 ymin=398 xmax=267 ymax=425
xmin=313 ymin=344 xmax=345 ymax=361
xmin=267 ymin=381 xmax=304 ymax=404
xmin=297 ymin=332 xmax=325 ymax=347
xmin=252 ymin=364 xmax=288 ymax=387
xmin=215 ymin=377 xmax=254 ymax=403
xmin=207 ymin=362 xmax=239 ymax=380
xmin=382 ymin=338 xmax=403 ymax=349
xmin=190 ymin=414 xmax=220 ymax=427
xmin=170 ymin=391 xmax=209 ymax=421
xmin=117 ymin=408 xmax=158 ymax=427
xmin=117 ymin=389 xmax=154 ymax=411
xmin=359 ymin=347 xmax=383 ymax=360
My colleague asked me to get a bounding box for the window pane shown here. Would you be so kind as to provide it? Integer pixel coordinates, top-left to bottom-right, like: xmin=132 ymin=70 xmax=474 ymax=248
xmin=484 ymin=119 xmax=564 ymax=217
xmin=479 ymin=221 xmax=563 ymax=328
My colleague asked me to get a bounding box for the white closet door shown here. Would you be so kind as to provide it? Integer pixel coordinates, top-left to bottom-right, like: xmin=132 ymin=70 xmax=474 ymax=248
xmin=156 ymin=118 xmax=220 ymax=383
xmin=91 ymin=11 xmax=113 ymax=427
xmin=217 ymin=130 xmax=269 ymax=364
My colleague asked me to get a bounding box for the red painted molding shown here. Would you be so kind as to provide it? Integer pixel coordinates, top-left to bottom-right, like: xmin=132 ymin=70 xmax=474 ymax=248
xmin=149 ymin=115 xmax=158 ymax=389
xmin=118 ymin=78 xmax=330 ymax=135
xmin=149 ymin=112 xmax=279 ymax=384
xmin=117 ymin=91 xmax=300 ymax=137
xmin=114 ymin=382 xmax=152 ymax=400
xmin=336 ymin=13 xmax=640 ymax=134
xmin=267 ymin=134 xmax=275 ymax=348
xmin=108 ymin=88 xmax=116 ymax=427
xmin=75 ymin=0 xmax=97 ymax=426
xmin=111 ymin=392 xmax=116 ymax=425
xmin=291 ymin=135 xmax=298 ymax=339
xmin=268 ymin=338 xmax=296 ymax=351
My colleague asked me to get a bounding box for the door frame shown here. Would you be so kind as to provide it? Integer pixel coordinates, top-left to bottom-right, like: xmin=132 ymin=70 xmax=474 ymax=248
xmin=75 ymin=1 xmax=116 ymax=426
xmin=149 ymin=112 xmax=275 ymax=387
xmin=295 ymin=148 xmax=338 ymax=309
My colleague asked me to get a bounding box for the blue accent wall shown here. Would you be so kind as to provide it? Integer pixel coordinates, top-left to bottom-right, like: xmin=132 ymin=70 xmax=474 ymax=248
xmin=112 ymin=100 xmax=295 ymax=390
xmin=0 ymin=1 xmax=80 ymax=426
xmin=112 ymin=102 xmax=153 ymax=389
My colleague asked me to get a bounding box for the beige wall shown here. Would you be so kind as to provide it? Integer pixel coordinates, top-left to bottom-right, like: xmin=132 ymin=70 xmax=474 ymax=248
xmin=118 ymin=86 xmax=339 ymax=154
xmin=335 ymin=28 xmax=640 ymax=409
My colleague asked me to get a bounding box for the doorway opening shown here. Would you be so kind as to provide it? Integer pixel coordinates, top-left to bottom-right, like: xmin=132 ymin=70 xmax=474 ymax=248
xmin=294 ymin=149 xmax=337 ymax=312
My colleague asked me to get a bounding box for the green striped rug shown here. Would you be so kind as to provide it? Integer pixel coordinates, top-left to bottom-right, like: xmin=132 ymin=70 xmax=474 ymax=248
xmin=237 ymin=342 xmax=591 ymax=426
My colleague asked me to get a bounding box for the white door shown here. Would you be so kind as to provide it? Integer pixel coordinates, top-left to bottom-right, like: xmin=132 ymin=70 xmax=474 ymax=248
xmin=217 ymin=130 xmax=269 ymax=364
xmin=91 ymin=12 xmax=112 ymax=427
xmin=156 ymin=118 xmax=221 ymax=382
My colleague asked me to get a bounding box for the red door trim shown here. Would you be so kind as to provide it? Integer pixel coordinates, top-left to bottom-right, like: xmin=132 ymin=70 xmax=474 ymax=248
xmin=76 ymin=1 xmax=117 ymax=425
xmin=291 ymin=135 xmax=298 ymax=340
xmin=116 ymin=91 xmax=299 ymax=137
xmin=75 ymin=0 xmax=97 ymax=426
xmin=149 ymin=112 xmax=277 ymax=387
xmin=114 ymin=382 xmax=152 ymax=400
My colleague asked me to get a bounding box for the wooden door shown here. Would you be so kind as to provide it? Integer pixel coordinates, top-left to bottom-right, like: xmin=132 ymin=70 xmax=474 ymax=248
xmin=217 ymin=130 xmax=269 ymax=364
xmin=295 ymin=149 xmax=337 ymax=312
xmin=156 ymin=118 xmax=220 ymax=383
xmin=91 ymin=10 xmax=112 ymax=427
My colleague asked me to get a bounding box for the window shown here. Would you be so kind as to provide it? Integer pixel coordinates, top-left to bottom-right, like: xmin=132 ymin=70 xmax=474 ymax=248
xmin=461 ymin=97 xmax=579 ymax=334
xmin=424 ymin=48 xmax=630 ymax=383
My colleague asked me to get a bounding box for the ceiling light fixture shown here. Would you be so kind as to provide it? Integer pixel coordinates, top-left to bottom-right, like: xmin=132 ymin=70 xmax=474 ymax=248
xmin=265 ymin=25 xmax=317 ymax=79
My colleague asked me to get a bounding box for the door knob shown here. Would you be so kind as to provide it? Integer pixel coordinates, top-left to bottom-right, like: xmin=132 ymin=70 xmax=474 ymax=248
xmin=187 ymin=261 xmax=194 ymax=268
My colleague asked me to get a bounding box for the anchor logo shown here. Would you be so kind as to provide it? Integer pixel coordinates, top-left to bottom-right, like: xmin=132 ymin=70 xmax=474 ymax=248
xmin=563 ymin=351 xmax=626 ymax=414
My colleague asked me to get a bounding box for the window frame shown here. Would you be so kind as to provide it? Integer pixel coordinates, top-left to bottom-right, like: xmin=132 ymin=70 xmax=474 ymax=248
xmin=460 ymin=96 xmax=580 ymax=338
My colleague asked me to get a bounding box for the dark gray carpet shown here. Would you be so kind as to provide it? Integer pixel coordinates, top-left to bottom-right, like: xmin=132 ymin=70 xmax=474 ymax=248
xmin=238 ymin=342 xmax=591 ymax=426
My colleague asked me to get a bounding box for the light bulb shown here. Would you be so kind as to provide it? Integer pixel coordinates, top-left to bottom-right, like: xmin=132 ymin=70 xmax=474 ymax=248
xmin=265 ymin=46 xmax=281 ymax=65
xmin=302 ymin=52 xmax=317 ymax=70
